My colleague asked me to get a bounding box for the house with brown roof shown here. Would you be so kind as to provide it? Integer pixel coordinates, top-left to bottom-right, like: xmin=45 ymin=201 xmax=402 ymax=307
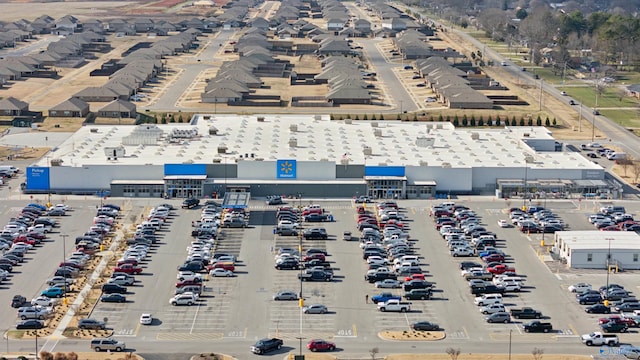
xmin=97 ymin=99 xmax=137 ymax=118
xmin=0 ymin=97 xmax=29 ymax=116
xmin=48 ymin=97 xmax=90 ymax=117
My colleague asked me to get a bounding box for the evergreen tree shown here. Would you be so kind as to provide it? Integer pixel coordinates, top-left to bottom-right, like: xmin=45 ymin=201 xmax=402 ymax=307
xmin=371 ymin=114 xmax=377 ymax=120
xmin=355 ymin=115 xmax=359 ymax=120
xmin=470 ymin=115 xmax=476 ymax=127
xmin=527 ymin=118 xmax=533 ymax=126
xmin=478 ymin=118 xmax=484 ymax=126
xmin=363 ymin=114 xmax=368 ymax=120
xmin=178 ymin=114 xmax=183 ymax=123
xmin=552 ymin=118 xmax=557 ymax=126
xmin=453 ymin=118 xmax=459 ymax=126
xmin=438 ymin=114 xmax=444 ymax=122
xmin=330 ymin=114 xmax=335 ymax=120
xmin=413 ymin=113 xmax=418 ymax=121
xmin=379 ymin=114 xmax=384 ymax=120
xmin=397 ymin=114 xmax=401 ymax=120
xmin=545 ymin=117 xmax=550 ymax=126
xmin=520 ymin=118 xmax=525 ymax=126
xmin=536 ymin=115 xmax=542 ymax=126
xmin=511 ymin=118 xmax=516 ymax=126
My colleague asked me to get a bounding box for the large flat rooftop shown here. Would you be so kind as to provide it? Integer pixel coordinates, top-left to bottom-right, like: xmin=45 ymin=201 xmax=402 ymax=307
xmin=41 ymin=114 xmax=602 ymax=171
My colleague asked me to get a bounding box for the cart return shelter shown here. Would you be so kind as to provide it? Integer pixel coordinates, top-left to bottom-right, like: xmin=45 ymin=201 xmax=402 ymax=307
xmin=23 ymin=114 xmax=608 ymax=199
xmin=553 ymin=231 xmax=640 ymax=270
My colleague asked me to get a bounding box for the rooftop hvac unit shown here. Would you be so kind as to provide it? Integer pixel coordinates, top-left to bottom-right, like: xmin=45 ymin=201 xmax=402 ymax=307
xmin=217 ymin=145 xmax=228 ymax=154
xmin=442 ymin=162 xmax=451 ymax=168
xmin=254 ymin=157 xmax=264 ymax=161
xmin=436 ymin=124 xmax=443 ymax=129
xmin=470 ymin=132 xmax=479 ymax=140
xmin=363 ymin=146 xmax=373 ymax=156
xmin=340 ymin=158 xmax=350 ymax=165
xmin=289 ymin=138 xmax=297 ymax=148
xmin=415 ymin=137 xmax=435 ymax=148
xmin=314 ymin=115 xmax=322 ymax=120
xmin=419 ymin=160 xmax=428 ymax=166
xmin=290 ymin=124 xmax=298 ymax=132
xmin=104 ymin=146 xmax=125 ymax=159
xmin=320 ymin=158 xmax=328 ymax=162
xmin=345 ymin=119 xmax=352 ymax=124
xmin=371 ymin=122 xmax=378 ymax=128
xmin=50 ymin=159 xmax=63 ymax=166
xmin=212 ymin=158 xmax=222 ymax=163
xmin=523 ymin=133 xmax=530 ymax=137
xmin=374 ymin=128 xmax=382 ymax=137
xmin=257 ymin=116 xmax=265 ymax=122
xmin=183 ymin=160 xmax=194 ymax=164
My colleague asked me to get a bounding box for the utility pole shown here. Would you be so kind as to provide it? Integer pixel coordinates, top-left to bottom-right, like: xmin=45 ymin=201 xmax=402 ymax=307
xmin=538 ymin=79 xmax=543 ymax=111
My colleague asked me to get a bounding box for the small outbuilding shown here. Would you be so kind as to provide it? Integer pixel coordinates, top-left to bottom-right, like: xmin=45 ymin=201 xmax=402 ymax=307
xmin=553 ymin=231 xmax=640 ymax=270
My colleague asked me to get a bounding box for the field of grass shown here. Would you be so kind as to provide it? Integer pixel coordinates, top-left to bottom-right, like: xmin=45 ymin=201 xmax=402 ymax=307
xmin=558 ymin=87 xmax=638 ymax=108
xmin=598 ymin=109 xmax=640 ymax=128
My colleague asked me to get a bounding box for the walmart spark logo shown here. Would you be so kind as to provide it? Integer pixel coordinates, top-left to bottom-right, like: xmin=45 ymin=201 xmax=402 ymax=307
xmin=277 ymin=159 xmax=296 ymax=179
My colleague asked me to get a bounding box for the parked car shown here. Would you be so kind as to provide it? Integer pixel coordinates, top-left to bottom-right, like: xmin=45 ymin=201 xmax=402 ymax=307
xmin=307 ymin=339 xmax=336 ymax=352
xmin=78 ymin=318 xmax=107 ymax=330
xmin=410 ymin=321 xmax=440 ymax=331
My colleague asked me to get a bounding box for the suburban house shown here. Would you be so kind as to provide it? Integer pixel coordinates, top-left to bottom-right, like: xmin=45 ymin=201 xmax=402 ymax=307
xmin=48 ymin=97 xmax=90 ymax=117
xmin=97 ymin=99 xmax=137 ymax=118
xmin=0 ymin=97 xmax=29 ymax=116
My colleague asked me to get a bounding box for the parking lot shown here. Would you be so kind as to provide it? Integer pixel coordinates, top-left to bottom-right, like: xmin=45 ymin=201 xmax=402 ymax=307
xmin=2 ymin=195 xmax=640 ymax=354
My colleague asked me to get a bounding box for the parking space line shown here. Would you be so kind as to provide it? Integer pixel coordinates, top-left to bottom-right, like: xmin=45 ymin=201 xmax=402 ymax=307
xmin=190 ymin=303 xmax=202 ymax=333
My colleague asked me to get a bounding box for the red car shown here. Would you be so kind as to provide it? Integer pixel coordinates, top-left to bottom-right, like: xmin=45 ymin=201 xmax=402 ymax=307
xmin=176 ymin=279 xmax=203 ymax=288
xmin=303 ymin=253 xmax=325 ymax=262
xmin=14 ymin=237 xmax=37 ymax=245
xmin=302 ymin=208 xmax=323 ymax=216
xmin=482 ymin=254 xmax=505 ymax=263
xmin=598 ymin=315 xmax=636 ymax=327
xmin=207 ymin=262 xmax=235 ymax=272
xmin=307 ymin=339 xmax=336 ymax=352
xmin=405 ymin=273 xmax=426 ymax=282
xmin=487 ymin=264 xmax=516 ymax=275
xmin=25 ymin=231 xmax=46 ymax=240
xmin=114 ymin=264 xmax=142 ymax=274
xmin=117 ymin=258 xmax=139 ymax=267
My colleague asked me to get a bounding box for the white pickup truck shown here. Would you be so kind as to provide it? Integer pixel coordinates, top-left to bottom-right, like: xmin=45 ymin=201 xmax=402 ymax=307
xmin=377 ymin=299 xmax=411 ymax=312
xmin=581 ymin=332 xmax=619 ymax=346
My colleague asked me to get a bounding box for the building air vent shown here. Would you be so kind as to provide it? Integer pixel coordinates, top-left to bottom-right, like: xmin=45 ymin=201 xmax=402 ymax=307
xmin=374 ymin=129 xmax=382 ymax=137
xmin=345 ymin=119 xmax=352 ymax=124
xmin=290 ymin=124 xmax=298 ymax=132
xmin=363 ymin=146 xmax=373 ymax=156
xmin=209 ymin=126 xmax=218 ymax=135
xmin=289 ymin=138 xmax=297 ymax=148
xmin=470 ymin=132 xmax=479 ymax=140
xmin=419 ymin=160 xmax=428 ymax=166
xmin=371 ymin=122 xmax=378 ymax=128
xmin=257 ymin=116 xmax=265 ymax=122
xmin=217 ymin=145 xmax=228 ymax=154
xmin=442 ymin=162 xmax=452 ymax=168
xmin=415 ymin=137 xmax=435 ymax=148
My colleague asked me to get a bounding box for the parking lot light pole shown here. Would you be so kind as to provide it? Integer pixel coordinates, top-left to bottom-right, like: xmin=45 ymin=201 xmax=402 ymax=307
xmin=61 ymin=234 xmax=68 ymax=302
xmin=605 ymin=237 xmax=614 ymax=293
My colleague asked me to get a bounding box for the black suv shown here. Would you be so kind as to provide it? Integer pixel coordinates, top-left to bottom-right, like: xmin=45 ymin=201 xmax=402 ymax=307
xmin=181 ymin=198 xmax=199 ymax=209
xmin=304 ymin=228 xmax=328 ymax=240
xmin=102 ymin=283 xmax=127 ymax=294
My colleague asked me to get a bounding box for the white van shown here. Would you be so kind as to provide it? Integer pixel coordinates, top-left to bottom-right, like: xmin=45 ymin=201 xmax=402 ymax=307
xmin=473 ymin=293 xmax=503 ymax=306
xmin=0 ymin=165 xmax=19 ymax=174
xmin=607 ymin=152 xmax=626 ymax=160
xmin=498 ymin=276 xmax=524 ymax=285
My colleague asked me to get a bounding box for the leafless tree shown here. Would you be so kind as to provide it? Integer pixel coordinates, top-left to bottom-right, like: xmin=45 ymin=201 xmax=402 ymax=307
xmin=370 ymin=347 xmax=379 ymax=360
xmin=631 ymin=159 xmax=640 ymax=184
xmin=532 ymin=347 xmax=544 ymax=360
xmin=66 ymin=353 xmax=78 ymax=360
xmin=446 ymin=347 xmax=461 ymax=360
xmin=39 ymin=352 xmax=54 ymax=360
xmin=519 ymin=9 xmax=558 ymax=65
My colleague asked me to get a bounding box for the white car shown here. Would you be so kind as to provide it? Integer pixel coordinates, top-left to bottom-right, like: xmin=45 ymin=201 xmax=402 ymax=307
xmin=497 ymin=220 xmax=509 ymax=228
xmin=139 ymin=313 xmax=153 ymax=325
xmin=374 ymin=279 xmax=402 ymax=288
xmin=51 ymin=204 xmax=71 ymax=211
xmin=588 ymin=142 xmax=602 ymax=148
xmin=568 ymin=283 xmax=592 ymax=293
xmin=169 ymin=293 xmax=197 ymax=306
xmin=501 ymin=282 xmax=522 ymax=292
xmin=367 ymin=256 xmax=389 ymax=266
xmin=31 ymin=296 xmax=60 ymax=307
xmin=480 ymin=304 xmax=506 ymax=314
xmin=451 ymin=247 xmax=474 ymax=257
xmin=209 ymin=268 xmax=234 ymax=277
xmin=177 ymin=271 xmax=203 ymax=282
xmin=560 ymin=91 xmax=567 ymax=96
